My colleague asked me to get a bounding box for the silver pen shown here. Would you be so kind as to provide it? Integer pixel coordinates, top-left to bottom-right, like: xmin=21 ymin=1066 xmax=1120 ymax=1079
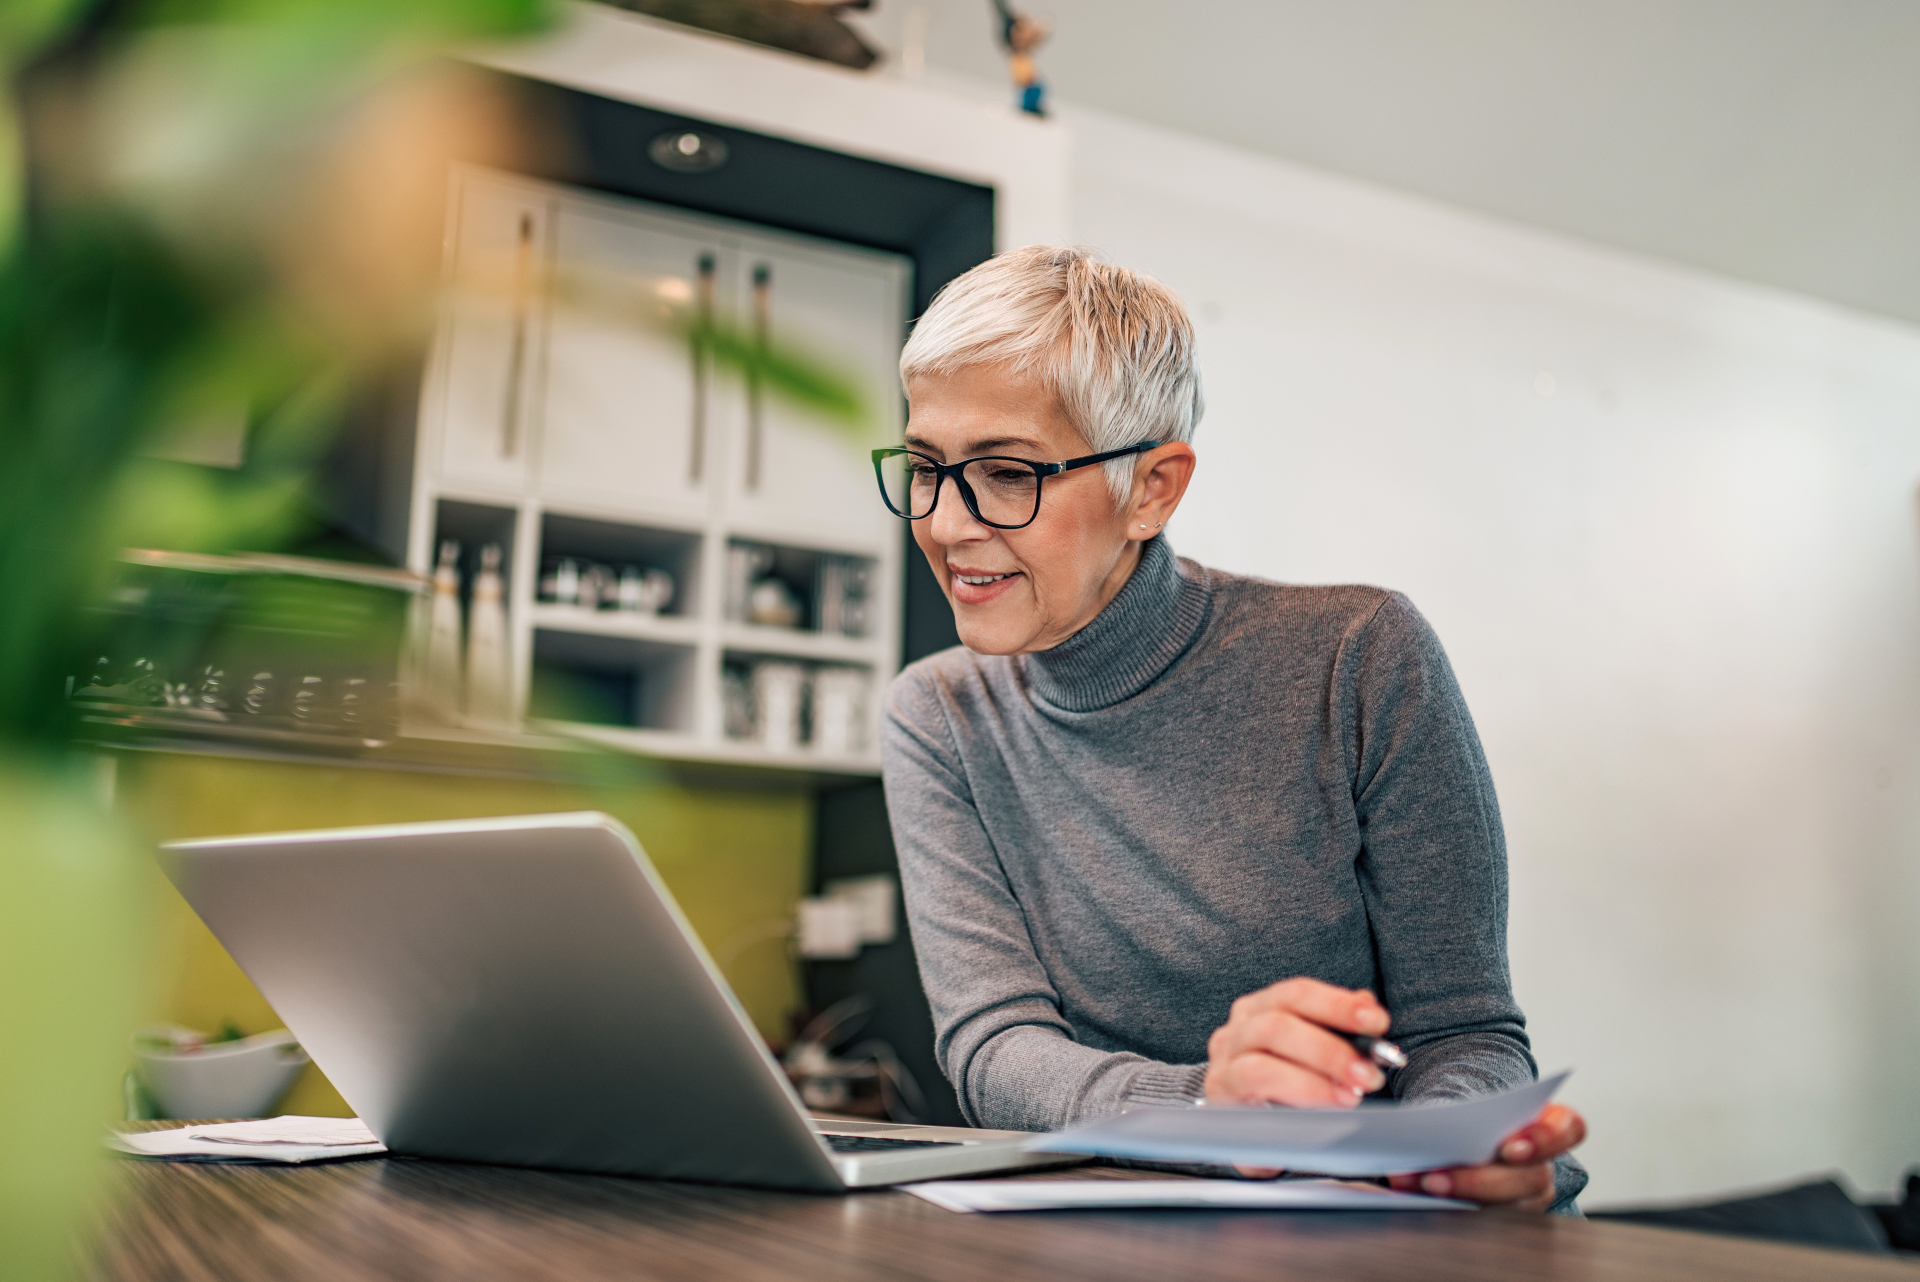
xmin=1349 ymin=1034 xmax=1407 ymax=1071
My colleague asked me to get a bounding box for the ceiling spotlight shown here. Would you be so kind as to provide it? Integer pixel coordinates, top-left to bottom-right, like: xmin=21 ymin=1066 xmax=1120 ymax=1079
xmin=649 ymin=130 xmax=729 ymax=174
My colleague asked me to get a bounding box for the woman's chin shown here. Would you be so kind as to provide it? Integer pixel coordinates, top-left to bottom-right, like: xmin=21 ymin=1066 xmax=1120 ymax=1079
xmin=954 ymin=613 xmax=1036 ymax=657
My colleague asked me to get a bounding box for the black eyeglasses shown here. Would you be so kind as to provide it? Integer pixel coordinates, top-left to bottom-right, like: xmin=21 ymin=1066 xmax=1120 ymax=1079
xmin=871 ymin=441 xmax=1161 ymax=531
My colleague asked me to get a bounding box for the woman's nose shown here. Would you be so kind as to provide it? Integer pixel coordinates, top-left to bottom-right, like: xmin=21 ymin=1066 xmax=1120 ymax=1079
xmin=928 ymin=476 xmax=990 ymax=543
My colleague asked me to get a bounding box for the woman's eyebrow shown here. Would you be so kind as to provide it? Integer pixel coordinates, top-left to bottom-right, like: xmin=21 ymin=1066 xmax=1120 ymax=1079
xmin=903 ymin=433 xmax=1051 ymax=456
xmin=968 ymin=436 xmax=1049 ymax=455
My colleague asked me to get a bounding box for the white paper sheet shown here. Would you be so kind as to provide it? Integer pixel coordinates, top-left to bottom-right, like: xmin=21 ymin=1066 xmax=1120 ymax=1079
xmin=1027 ymin=1071 xmax=1570 ymax=1177
xmin=107 ymin=1116 xmax=387 ymax=1164
xmin=905 ymin=1178 xmax=1474 ymax=1214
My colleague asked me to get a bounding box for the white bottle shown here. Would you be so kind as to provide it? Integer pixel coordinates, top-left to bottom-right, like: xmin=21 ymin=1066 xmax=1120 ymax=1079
xmin=425 ymin=540 xmax=464 ymax=718
xmin=465 ymin=543 xmax=512 ymax=727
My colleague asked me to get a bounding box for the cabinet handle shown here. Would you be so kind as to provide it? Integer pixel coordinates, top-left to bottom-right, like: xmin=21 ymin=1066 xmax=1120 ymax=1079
xmin=691 ymin=252 xmax=715 ymax=483
xmin=747 ymin=262 xmax=770 ymax=491
xmin=499 ymin=212 xmax=535 ymax=459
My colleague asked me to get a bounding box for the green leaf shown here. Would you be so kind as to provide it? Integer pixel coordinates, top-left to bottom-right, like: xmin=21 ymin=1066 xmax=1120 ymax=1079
xmin=686 ymin=315 xmax=872 ymax=435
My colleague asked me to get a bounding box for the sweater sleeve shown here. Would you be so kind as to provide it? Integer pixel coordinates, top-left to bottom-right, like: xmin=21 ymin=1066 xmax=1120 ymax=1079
xmin=881 ymin=667 xmax=1208 ymax=1132
xmin=1342 ymin=593 xmax=1587 ymax=1212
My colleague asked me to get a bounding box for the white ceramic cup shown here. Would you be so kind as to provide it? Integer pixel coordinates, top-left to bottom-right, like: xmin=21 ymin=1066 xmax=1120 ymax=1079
xmin=811 ymin=668 xmax=868 ymax=756
xmin=751 ymin=661 xmax=807 ymax=752
xmin=133 ymin=1026 xmax=311 ymax=1120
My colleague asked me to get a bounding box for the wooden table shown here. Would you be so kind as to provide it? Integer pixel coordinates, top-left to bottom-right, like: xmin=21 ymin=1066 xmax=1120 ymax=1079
xmin=87 ymin=1150 xmax=1916 ymax=1282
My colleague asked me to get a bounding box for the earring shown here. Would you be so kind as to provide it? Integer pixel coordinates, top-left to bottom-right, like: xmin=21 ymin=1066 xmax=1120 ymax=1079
xmin=1138 ymin=522 xmax=1163 ymax=530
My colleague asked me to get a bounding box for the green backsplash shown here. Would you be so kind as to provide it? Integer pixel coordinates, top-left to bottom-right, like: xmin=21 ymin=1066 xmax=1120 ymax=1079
xmin=116 ymin=750 xmax=814 ymax=1117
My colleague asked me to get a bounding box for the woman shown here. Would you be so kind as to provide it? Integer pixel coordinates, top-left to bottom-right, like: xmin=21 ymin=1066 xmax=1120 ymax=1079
xmin=876 ymin=245 xmax=1588 ymax=1211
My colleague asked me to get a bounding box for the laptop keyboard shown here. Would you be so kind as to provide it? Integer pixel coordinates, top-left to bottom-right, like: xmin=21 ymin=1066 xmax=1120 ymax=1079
xmin=824 ymin=1134 xmax=962 ymax=1153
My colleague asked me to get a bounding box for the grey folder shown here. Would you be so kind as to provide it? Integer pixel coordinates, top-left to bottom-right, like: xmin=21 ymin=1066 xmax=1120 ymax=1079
xmin=1030 ymin=1071 xmax=1571 ymax=1176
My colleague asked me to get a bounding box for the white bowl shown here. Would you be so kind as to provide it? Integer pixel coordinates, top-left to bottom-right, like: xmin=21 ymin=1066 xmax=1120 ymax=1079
xmin=133 ymin=1026 xmax=310 ymax=1120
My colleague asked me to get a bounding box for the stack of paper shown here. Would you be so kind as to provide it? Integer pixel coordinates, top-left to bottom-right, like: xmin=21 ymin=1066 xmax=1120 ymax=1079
xmin=1028 ymin=1071 xmax=1570 ymax=1177
xmin=906 ymin=1179 xmax=1473 ymax=1213
xmin=107 ymin=1116 xmax=387 ymax=1164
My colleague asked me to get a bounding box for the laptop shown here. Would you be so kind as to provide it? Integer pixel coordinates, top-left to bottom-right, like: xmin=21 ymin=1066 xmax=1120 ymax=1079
xmin=162 ymin=811 xmax=1073 ymax=1190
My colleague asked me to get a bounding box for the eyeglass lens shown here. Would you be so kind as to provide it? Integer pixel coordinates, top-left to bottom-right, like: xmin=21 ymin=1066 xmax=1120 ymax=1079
xmin=879 ymin=454 xmax=1041 ymax=527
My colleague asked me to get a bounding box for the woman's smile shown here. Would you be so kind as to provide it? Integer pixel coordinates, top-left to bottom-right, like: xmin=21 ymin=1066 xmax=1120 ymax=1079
xmin=949 ymin=566 xmax=1024 ymax=605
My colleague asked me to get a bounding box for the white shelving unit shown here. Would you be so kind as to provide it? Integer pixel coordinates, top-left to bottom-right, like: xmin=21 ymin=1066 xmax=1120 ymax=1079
xmin=405 ymin=164 xmax=908 ymax=772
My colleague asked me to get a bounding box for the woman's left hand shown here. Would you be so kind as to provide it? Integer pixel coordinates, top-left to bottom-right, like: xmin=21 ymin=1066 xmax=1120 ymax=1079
xmin=1386 ymin=1104 xmax=1587 ymax=1211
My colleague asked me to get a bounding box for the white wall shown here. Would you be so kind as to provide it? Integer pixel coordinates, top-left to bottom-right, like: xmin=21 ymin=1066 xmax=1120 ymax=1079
xmin=846 ymin=0 xmax=1920 ymax=329
xmin=1066 ymin=107 xmax=1920 ymax=1206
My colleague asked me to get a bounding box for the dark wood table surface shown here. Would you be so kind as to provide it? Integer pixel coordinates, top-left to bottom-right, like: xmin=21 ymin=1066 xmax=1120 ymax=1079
xmin=87 ymin=1139 xmax=1918 ymax=1282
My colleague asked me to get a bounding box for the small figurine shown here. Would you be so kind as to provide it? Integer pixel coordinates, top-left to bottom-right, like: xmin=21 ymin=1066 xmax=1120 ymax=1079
xmin=991 ymin=0 xmax=1051 ymax=116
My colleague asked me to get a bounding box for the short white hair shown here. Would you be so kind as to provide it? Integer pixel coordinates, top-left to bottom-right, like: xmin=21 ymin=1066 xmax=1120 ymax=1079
xmin=899 ymin=244 xmax=1204 ymax=501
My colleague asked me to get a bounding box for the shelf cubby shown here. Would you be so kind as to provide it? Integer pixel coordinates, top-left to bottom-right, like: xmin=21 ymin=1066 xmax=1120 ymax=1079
xmin=721 ymin=650 xmax=876 ymax=757
xmin=725 ymin=539 xmax=877 ymax=638
xmin=528 ymin=628 xmax=696 ymax=733
xmin=537 ymin=512 xmax=702 ymax=618
xmin=432 ymin=498 xmax=519 ymax=611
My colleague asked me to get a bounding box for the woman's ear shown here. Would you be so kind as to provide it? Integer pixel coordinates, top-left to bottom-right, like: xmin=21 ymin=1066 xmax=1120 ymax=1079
xmin=1127 ymin=442 xmax=1197 ymax=539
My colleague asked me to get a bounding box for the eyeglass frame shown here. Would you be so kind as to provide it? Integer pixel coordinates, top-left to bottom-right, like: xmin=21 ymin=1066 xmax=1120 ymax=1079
xmin=870 ymin=440 xmax=1163 ymax=531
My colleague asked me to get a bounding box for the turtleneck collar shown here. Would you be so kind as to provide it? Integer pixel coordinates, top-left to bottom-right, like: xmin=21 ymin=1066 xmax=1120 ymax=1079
xmin=1020 ymin=536 xmax=1213 ymax=713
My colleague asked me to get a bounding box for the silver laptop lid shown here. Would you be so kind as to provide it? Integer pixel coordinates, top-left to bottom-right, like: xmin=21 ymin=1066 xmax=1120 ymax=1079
xmin=163 ymin=812 xmax=843 ymax=1191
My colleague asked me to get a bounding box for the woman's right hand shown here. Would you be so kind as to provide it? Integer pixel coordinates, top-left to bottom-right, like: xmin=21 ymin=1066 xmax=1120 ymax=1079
xmin=1204 ymin=977 xmax=1392 ymax=1108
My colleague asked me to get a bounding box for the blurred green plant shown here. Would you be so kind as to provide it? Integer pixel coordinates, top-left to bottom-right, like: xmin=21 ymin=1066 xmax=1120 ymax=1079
xmin=0 ymin=213 xmax=313 ymax=744
xmin=691 ymin=313 xmax=869 ymax=428
xmin=0 ymin=2 xmax=552 ymax=1277
xmin=2 ymin=3 xmax=876 ymax=1272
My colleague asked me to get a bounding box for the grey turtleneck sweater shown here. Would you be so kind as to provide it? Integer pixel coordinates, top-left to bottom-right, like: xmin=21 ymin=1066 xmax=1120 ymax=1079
xmin=881 ymin=536 xmax=1586 ymax=1210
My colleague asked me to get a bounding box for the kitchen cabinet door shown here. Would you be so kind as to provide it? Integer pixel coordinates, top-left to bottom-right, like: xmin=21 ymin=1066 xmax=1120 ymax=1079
xmin=431 ymin=168 xmax=549 ymax=495
xmin=722 ymin=238 xmax=908 ymax=551
xmin=539 ymin=199 xmax=728 ymax=521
